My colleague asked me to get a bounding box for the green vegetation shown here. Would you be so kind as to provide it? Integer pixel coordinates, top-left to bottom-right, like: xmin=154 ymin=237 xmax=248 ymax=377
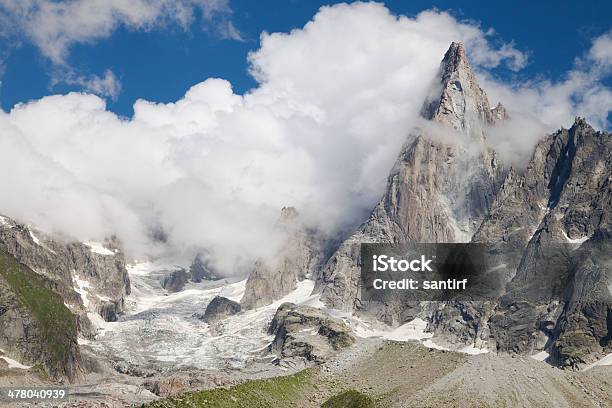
xmin=144 ymin=369 xmax=315 ymax=408
xmin=0 ymin=247 xmax=77 ymax=369
xmin=557 ymin=330 xmax=599 ymax=359
xmin=321 ymin=390 xmax=375 ymax=408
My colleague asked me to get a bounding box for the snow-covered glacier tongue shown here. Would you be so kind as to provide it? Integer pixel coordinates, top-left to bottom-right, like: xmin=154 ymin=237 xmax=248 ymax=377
xmin=86 ymin=261 xmax=318 ymax=371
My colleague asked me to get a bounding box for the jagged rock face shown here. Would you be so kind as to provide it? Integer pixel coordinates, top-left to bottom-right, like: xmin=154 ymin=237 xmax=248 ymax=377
xmin=0 ymin=216 xmax=130 ymax=330
xmin=268 ymin=302 xmax=355 ymax=364
xmin=0 ymin=247 xmax=82 ymax=382
xmin=317 ymin=42 xmax=507 ymax=318
xmin=489 ymin=120 xmax=611 ymax=366
xmin=189 ymin=252 xmax=220 ymax=282
xmin=421 ymin=42 xmax=497 ymax=133
xmin=241 ymin=207 xmax=322 ymax=309
xmin=199 ymin=296 xmax=241 ymax=323
xmin=160 ymin=268 xmax=190 ymax=293
xmin=429 ymin=119 xmax=611 ymax=367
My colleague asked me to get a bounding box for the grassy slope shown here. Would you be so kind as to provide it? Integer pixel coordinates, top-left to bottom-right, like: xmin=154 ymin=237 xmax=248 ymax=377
xmin=321 ymin=390 xmax=374 ymax=408
xmin=143 ymin=369 xmax=316 ymax=408
xmin=0 ymin=246 xmax=77 ymax=372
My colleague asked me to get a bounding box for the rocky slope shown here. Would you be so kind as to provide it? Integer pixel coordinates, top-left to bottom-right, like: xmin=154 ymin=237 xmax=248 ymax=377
xmin=316 ymin=42 xmax=507 ymax=322
xmin=0 ymin=246 xmax=82 ymax=382
xmin=0 ymin=215 xmax=130 ymax=327
xmin=426 ymin=118 xmax=611 ymax=368
xmin=477 ymin=118 xmax=610 ymax=367
xmin=241 ymin=207 xmax=322 ymax=309
xmin=0 ymin=214 xmax=131 ymax=380
xmin=313 ymin=42 xmax=611 ymax=369
xmin=144 ymin=340 xmax=612 ymax=408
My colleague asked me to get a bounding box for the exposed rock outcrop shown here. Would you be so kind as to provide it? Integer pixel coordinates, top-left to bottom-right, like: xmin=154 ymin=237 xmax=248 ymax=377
xmin=241 ymin=207 xmax=323 ymax=309
xmin=313 ymin=42 xmax=611 ymax=370
xmin=190 ymin=251 xmax=220 ymax=282
xmin=316 ymin=42 xmax=507 ymax=321
xmin=0 ymin=246 xmax=82 ymax=382
xmin=199 ymin=296 xmax=241 ymax=323
xmin=0 ymin=216 xmax=130 ymax=330
xmin=160 ymin=268 xmax=190 ymax=293
xmin=477 ymin=118 xmax=611 ymax=367
xmin=268 ymin=302 xmax=355 ymax=364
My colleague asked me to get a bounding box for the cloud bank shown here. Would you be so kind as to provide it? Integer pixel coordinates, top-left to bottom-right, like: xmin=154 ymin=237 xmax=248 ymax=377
xmin=0 ymin=3 xmax=610 ymax=275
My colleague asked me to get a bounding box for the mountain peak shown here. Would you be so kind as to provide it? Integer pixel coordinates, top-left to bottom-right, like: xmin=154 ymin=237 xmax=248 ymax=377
xmin=421 ymin=42 xmax=498 ymax=132
xmin=441 ymin=42 xmax=469 ymax=74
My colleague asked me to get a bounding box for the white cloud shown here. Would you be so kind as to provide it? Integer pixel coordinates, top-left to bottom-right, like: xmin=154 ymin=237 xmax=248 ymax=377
xmin=0 ymin=3 xmax=609 ymax=275
xmin=481 ymin=30 xmax=612 ymax=166
xmin=589 ymin=31 xmax=612 ymax=67
xmin=0 ymin=0 xmax=239 ymax=98
xmin=52 ymin=69 xmax=122 ymax=100
xmin=0 ymin=0 xmax=234 ymax=64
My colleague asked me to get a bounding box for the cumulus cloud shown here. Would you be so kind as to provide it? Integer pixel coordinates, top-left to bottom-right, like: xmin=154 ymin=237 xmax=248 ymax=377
xmin=0 ymin=3 xmax=609 ymax=275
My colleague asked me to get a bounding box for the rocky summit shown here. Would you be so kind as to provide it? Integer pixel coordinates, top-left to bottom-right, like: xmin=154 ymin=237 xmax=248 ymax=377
xmin=313 ymin=42 xmax=611 ymax=369
xmin=315 ymin=42 xmax=508 ymax=322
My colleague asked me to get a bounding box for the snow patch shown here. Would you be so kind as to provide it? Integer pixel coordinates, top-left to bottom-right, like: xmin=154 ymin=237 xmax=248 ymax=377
xmin=459 ymin=345 xmax=489 ymax=355
xmin=28 ymin=229 xmax=41 ymax=245
xmin=422 ymin=339 xmax=449 ymax=351
xmin=561 ymin=229 xmax=590 ymax=245
xmin=530 ymin=351 xmax=549 ymax=361
xmin=0 ymin=215 xmax=11 ymax=227
xmin=218 ymin=279 xmax=246 ymax=303
xmin=26 ymin=227 xmax=57 ymax=253
xmin=350 ymin=318 xmax=433 ymax=341
xmin=84 ymin=241 xmax=115 ymax=256
xmin=73 ymin=275 xmax=93 ymax=309
xmin=488 ymin=263 xmax=507 ymax=272
xmin=0 ymin=349 xmax=32 ymax=370
xmin=585 ymin=352 xmax=612 ymax=370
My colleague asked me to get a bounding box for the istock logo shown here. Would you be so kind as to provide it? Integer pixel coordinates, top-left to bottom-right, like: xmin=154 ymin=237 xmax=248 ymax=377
xmin=372 ymin=254 xmax=433 ymax=272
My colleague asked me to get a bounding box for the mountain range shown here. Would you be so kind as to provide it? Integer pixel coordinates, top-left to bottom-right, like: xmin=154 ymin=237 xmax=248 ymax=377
xmin=0 ymin=42 xmax=610 ymax=406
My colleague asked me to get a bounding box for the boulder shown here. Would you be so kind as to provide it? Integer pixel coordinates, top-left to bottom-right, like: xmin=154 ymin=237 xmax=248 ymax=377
xmin=200 ymin=296 xmax=241 ymax=323
xmin=268 ymin=302 xmax=355 ymax=364
xmin=160 ymin=269 xmax=190 ymax=293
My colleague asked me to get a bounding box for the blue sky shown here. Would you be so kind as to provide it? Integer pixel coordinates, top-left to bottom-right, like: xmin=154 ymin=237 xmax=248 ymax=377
xmin=1 ymin=0 xmax=610 ymax=117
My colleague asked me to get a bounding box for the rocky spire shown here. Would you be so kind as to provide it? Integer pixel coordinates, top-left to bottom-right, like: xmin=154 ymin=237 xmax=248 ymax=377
xmin=421 ymin=42 xmax=498 ymax=132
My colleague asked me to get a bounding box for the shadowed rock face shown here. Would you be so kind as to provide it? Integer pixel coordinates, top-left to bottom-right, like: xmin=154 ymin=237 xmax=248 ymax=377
xmin=160 ymin=268 xmax=190 ymax=293
xmin=316 ymin=42 xmax=507 ymax=320
xmin=190 ymin=252 xmax=220 ymax=282
xmin=268 ymin=302 xmax=355 ymax=364
xmin=0 ymin=215 xmax=133 ymax=380
xmin=200 ymin=296 xmax=241 ymax=324
xmin=241 ymin=207 xmax=323 ymax=309
xmin=0 ymin=246 xmax=82 ymax=382
xmin=473 ymin=119 xmax=611 ymax=367
xmin=0 ymin=216 xmax=130 ymax=331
